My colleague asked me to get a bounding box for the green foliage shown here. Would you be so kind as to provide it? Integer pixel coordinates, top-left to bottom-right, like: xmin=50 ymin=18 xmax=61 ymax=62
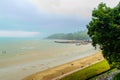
xmin=87 ymin=2 xmax=120 ymax=68
xmin=46 ymin=30 xmax=90 ymax=40
xmin=60 ymin=60 xmax=110 ymax=80
xmin=113 ymin=73 xmax=120 ymax=80
xmin=90 ymin=68 xmax=118 ymax=80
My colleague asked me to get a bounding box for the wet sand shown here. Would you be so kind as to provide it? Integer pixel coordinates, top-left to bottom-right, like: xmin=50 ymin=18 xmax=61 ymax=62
xmin=0 ymin=43 xmax=99 ymax=80
xmin=23 ymin=52 xmax=104 ymax=80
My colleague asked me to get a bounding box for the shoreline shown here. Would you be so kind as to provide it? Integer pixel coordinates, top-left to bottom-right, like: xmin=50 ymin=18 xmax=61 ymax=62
xmin=23 ymin=52 xmax=104 ymax=80
xmin=0 ymin=43 xmax=98 ymax=80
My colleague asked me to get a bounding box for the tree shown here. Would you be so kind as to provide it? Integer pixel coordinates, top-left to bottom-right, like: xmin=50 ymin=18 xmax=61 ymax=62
xmin=87 ymin=2 xmax=120 ymax=68
xmin=46 ymin=30 xmax=90 ymax=40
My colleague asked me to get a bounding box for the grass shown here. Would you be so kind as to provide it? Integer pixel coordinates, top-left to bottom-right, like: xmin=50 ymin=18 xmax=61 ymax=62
xmin=60 ymin=60 xmax=110 ymax=80
xmin=89 ymin=68 xmax=118 ymax=80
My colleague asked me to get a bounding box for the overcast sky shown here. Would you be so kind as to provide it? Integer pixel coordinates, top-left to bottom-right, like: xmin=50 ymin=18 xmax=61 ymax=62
xmin=0 ymin=0 xmax=119 ymax=38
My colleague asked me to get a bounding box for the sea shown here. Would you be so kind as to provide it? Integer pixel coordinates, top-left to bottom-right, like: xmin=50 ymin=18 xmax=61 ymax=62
xmin=0 ymin=38 xmax=83 ymax=57
xmin=0 ymin=38 xmax=98 ymax=61
xmin=0 ymin=38 xmax=62 ymax=55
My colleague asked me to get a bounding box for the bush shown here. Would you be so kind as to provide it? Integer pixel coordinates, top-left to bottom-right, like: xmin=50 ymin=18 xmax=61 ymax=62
xmin=113 ymin=73 xmax=120 ymax=80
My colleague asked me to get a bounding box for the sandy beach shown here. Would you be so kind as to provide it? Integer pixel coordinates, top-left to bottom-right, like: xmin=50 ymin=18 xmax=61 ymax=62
xmin=0 ymin=43 xmax=99 ymax=80
xmin=23 ymin=52 xmax=104 ymax=80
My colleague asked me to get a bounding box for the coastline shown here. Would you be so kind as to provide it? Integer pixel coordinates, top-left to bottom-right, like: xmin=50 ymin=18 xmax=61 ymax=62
xmin=23 ymin=52 xmax=104 ymax=80
xmin=0 ymin=43 xmax=98 ymax=80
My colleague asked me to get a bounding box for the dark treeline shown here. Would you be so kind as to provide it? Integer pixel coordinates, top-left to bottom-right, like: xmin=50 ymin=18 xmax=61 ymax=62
xmin=46 ymin=30 xmax=90 ymax=40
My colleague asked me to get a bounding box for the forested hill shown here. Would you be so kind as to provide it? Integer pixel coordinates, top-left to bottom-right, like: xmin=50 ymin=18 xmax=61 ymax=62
xmin=46 ymin=30 xmax=90 ymax=40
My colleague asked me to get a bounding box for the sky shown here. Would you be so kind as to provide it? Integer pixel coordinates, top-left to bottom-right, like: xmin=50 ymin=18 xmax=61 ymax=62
xmin=0 ymin=0 xmax=119 ymax=38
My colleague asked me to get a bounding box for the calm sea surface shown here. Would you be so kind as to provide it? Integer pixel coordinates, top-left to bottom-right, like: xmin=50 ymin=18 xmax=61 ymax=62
xmin=0 ymin=38 xmax=78 ymax=57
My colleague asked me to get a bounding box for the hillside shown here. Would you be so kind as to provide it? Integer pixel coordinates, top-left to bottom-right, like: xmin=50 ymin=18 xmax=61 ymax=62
xmin=46 ymin=30 xmax=90 ymax=40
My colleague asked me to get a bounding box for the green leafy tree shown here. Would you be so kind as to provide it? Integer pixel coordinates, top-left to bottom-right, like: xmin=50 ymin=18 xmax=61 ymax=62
xmin=87 ymin=2 xmax=120 ymax=68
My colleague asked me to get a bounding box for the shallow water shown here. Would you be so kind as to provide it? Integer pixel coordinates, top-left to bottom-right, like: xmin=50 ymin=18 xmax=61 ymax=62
xmin=0 ymin=38 xmax=98 ymax=80
xmin=0 ymin=39 xmax=69 ymax=56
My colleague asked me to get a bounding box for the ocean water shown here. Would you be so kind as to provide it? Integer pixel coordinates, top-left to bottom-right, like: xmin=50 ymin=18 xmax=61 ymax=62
xmin=0 ymin=38 xmax=52 ymax=54
xmin=0 ymin=38 xmax=79 ymax=57
xmin=0 ymin=38 xmax=98 ymax=63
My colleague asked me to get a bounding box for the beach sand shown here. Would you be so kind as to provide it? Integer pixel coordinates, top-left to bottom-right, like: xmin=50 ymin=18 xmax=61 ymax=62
xmin=23 ymin=52 xmax=104 ymax=80
xmin=0 ymin=43 xmax=99 ymax=80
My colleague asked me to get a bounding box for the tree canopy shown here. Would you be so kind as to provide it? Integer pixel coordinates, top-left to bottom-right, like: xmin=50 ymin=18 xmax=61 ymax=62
xmin=87 ymin=2 xmax=120 ymax=67
xmin=47 ymin=30 xmax=90 ymax=40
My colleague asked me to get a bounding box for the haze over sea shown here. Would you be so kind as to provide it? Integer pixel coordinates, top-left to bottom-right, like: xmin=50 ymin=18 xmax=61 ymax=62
xmin=0 ymin=38 xmax=96 ymax=57
xmin=0 ymin=38 xmax=85 ymax=56
xmin=0 ymin=38 xmax=45 ymax=56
